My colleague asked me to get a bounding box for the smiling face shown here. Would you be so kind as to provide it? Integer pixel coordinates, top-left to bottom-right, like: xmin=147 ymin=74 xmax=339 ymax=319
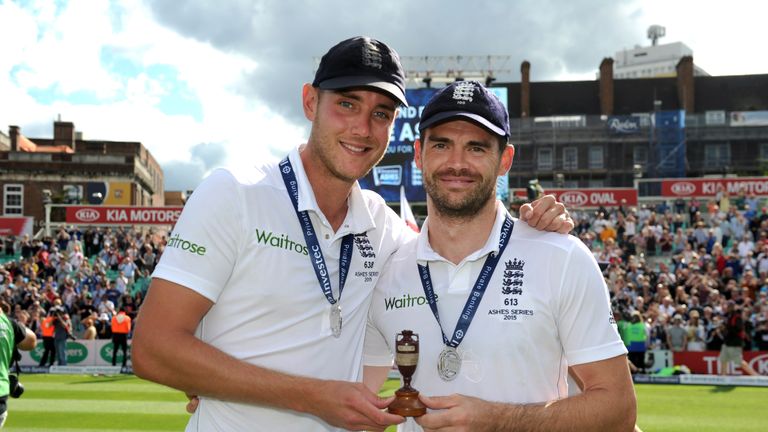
xmin=416 ymin=120 xmax=513 ymax=219
xmin=302 ymin=85 xmax=398 ymax=183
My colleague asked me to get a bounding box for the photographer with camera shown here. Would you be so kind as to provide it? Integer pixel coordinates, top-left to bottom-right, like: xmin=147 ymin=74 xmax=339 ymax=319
xmin=0 ymin=300 xmax=36 ymax=428
xmin=50 ymin=301 xmax=75 ymax=366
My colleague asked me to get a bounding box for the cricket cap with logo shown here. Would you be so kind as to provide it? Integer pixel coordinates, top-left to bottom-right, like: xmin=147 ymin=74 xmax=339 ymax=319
xmin=313 ymin=36 xmax=408 ymax=106
xmin=419 ymin=80 xmax=510 ymax=138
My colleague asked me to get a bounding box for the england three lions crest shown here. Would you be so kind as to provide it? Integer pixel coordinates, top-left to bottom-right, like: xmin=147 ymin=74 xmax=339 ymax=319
xmin=354 ymin=233 xmax=376 ymax=259
xmin=502 ymin=258 xmax=524 ymax=295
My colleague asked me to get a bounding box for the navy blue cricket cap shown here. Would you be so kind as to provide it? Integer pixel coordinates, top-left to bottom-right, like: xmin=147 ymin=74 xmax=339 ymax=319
xmin=313 ymin=36 xmax=408 ymax=106
xmin=419 ymin=80 xmax=510 ymax=138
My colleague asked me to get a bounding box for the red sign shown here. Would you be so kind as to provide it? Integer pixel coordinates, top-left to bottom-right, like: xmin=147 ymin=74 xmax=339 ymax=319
xmin=514 ymin=188 xmax=638 ymax=208
xmin=0 ymin=217 xmax=33 ymax=236
xmin=65 ymin=206 xmax=183 ymax=225
xmin=672 ymin=351 xmax=768 ymax=375
xmin=662 ymin=177 xmax=768 ymax=197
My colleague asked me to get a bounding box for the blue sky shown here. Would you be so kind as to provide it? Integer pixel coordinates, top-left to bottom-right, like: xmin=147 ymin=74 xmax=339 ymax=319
xmin=1 ymin=0 xmax=766 ymax=190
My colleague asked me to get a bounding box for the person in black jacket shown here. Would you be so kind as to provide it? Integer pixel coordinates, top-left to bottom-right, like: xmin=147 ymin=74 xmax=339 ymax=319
xmin=719 ymin=302 xmax=757 ymax=375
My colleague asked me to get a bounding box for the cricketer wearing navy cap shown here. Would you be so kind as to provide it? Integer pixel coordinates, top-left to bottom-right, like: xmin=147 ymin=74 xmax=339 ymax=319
xmin=313 ymin=36 xmax=408 ymax=107
xmin=362 ymin=79 xmax=635 ymax=431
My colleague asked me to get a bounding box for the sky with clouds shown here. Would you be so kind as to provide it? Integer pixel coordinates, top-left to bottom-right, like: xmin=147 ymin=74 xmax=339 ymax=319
xmin=2 ymin=0 xmax=766 ymax=191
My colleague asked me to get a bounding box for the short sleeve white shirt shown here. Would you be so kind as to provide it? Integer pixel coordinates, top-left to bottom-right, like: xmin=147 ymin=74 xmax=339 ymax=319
xmin=364 ymin=204 xmax=626 ymax=430
xmin=153 ymin=147 xmax=411 ymax=431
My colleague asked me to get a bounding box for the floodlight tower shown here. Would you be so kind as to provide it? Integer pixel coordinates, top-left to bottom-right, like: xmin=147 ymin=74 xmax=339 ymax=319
xmin=313 ymin=55 xmax=514 ymax=88
xmin=399 ymin=55 xmax=514 ymax=87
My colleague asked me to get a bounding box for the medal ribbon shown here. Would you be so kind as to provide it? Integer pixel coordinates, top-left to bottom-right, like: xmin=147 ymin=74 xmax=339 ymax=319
xmin=279 ymin=157 xmax=354 ymax=306
xmin=418 ymin=215 xmax=514 ymax=347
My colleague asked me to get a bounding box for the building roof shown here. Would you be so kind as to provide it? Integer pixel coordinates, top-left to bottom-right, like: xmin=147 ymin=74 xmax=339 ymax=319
xmin=17 ymin=134 xmax=75 ymax=153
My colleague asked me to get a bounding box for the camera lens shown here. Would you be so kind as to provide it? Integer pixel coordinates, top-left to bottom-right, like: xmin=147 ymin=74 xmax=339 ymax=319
xmin=9 ymin=374 xmax=24 ymax=398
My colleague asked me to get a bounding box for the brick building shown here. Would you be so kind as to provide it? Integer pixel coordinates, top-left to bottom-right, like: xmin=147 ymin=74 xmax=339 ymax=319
xmin=500 ymin=57 xmax=768 ymax=196
xmin=0 ymin=120 xmax=164 ymax=231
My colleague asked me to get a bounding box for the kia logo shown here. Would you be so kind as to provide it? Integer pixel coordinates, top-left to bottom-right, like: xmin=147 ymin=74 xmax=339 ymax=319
xmin=748 ymin=353 xmax=768 ymax=375
xmin=670 ymin=182 xmax=696 ymax=195
xmin=74 ymin=209 xmax=100 ymax=222
xmin=559 ymin=191 xmax=588 ymax=207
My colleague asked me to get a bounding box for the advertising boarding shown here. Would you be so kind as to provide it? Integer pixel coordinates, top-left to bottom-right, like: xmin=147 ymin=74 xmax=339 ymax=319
xmin=514 ymin=188 xmax=638 ymax=208
xmin=65 ymin=206 xmax=183 ymax=225
xmin=661 ymin=177 xmax=768 ymax=198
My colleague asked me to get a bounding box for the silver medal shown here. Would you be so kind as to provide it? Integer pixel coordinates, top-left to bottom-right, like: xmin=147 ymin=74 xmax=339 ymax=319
xmin=330 ymin=303 xmax=342 ymax=338
xmin=437 ymin=346 xmax=461 ymax=381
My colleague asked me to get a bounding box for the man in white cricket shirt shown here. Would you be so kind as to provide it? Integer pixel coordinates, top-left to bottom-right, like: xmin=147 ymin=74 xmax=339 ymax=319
xmin=364 ymin=81 xmax=636 ymax=431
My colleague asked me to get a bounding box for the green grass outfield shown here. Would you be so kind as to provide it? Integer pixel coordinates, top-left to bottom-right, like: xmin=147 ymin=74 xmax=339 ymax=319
xmin=4 ymin=375 xmax=768 ymax=431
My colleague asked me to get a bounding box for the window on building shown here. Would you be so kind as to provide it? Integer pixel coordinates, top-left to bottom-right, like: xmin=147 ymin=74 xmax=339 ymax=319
xmin=537 ymin=148 xmax=553 ymax=170
xmin=589 ymin=146 xmax=604 ymax=169
xmin=3 ymin=184 xmax=23 ymax=216
xmin=633 ymin=146 xmax=648 ymax=165
xmin=563 ymin=147 xmax=578 ymax=170
xmin=704 ymin=144 xmax=730 ymax=168
xmin=588 ymin=179 xmax=605 ymax=188
xmin=760 ymin=143 xmax=768 ymax=161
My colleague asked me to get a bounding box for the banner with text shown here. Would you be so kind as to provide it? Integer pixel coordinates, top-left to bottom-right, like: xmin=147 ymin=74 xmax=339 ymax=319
xmin=607 ymin=115 xmax=642 ymax=134
xmin=65 ymin=206 xmax=183 ymax=225
xmin=21 ymin=339 xmax=132 ymax=367
xmin=730 ymin=111 xmax=768 ymax=127
xmin=672 ymin=351 xmax=768 ymax=375
xmin=661 ymin=177 xmax=768 ymax=198
xmin=514 ymin=188 xmax=638 ymax=208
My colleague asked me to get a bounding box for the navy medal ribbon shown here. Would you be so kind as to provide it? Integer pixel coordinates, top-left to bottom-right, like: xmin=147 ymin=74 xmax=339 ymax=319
xmin=418 ymin=214 xmax=514 ymax=348
xmin=279 ymin=157 xmax=354 ymax=335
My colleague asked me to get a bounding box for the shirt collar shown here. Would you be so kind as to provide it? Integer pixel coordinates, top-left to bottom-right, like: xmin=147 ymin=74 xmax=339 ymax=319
xmin=286 ymin=147 xmax=376 ymax=236
xmin=416 ymin=201 xmax=510 ymax=264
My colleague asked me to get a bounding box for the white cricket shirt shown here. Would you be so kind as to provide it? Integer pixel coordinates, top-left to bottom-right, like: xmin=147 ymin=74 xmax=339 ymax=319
xmin=364 ymin=204 xmax=626 ymax=430
xmin=153 ymin=147 xmax=410 ymax=431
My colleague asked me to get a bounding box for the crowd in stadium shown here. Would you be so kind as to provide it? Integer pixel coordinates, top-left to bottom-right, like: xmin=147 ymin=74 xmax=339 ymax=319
xmin=1 ymin=189 xmax=768 ymax=371
xmin=569 ymin=188 xmax=768 ymax=372
xmin=0 ymin=227 xmax=157 ymax=366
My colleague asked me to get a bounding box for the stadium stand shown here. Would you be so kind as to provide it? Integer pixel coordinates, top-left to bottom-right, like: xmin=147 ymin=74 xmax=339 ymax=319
xmin=1 ymin=195 xmax=767 ymax=375
xmin=0 ymin=226 xmax=159 ymax=368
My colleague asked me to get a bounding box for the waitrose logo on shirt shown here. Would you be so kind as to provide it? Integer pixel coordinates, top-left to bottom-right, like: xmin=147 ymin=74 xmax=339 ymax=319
xmin=255 ymin=229 xmax=309 ymax=256
xmin=167 ymin=233 xmax=207 ymax=256
xmin=384 ymin=293 xmax=436 ymax=311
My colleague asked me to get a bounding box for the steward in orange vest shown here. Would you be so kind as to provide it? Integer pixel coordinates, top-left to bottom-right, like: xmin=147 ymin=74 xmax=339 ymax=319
xmin=38 ymin=314 xmax=56 ymax=367
xmin=111 ymin=309 xmax=132 ymax=367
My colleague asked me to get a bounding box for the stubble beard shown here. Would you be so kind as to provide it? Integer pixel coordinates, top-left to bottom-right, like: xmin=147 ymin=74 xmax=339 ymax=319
xmin=423 ymin=167 xmax=496 ymax=220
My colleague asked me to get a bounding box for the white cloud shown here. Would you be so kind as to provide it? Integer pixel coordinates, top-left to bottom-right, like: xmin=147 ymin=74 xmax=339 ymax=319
xmin=1 ymin=0 xmax=305 ymax=190
xmin=10 ymin=0 xmax=121 ymax=98
xmin=636 ymin=0 xmax=768 ymax=76
xmin=3 ymin=0 xmax=766 ymax=191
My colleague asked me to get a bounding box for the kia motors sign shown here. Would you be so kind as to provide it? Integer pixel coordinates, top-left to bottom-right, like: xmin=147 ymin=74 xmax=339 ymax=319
xmin=515 ymin=188 xmax=637 ymax=208
xmin=662 ymin=177 xmax=768 ymax=197
xmin=66 ymin=206 xmax=183 ymax=225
